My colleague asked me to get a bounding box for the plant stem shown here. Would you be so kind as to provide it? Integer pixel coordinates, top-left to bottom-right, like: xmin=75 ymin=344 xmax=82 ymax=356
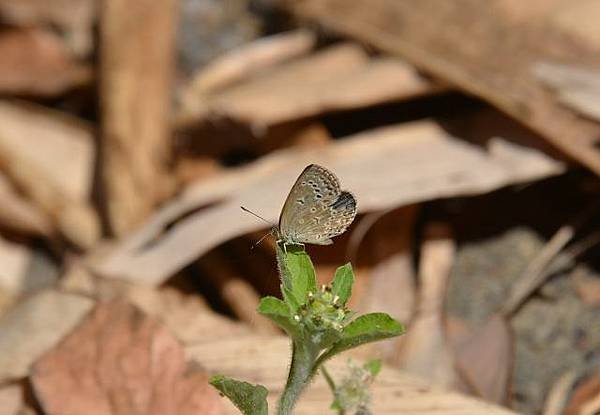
xmin=277 ymin=339 xmax=318 ymax=415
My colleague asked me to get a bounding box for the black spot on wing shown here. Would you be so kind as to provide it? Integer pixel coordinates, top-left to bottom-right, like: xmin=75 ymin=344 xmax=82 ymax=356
xmin=330 ymin=191 xmax=356 ymax=211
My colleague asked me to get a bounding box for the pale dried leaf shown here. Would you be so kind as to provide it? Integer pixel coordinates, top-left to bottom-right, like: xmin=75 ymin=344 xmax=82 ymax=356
xmin=187 ymin=334 xmax=518 ymax=414
xmin=0 ymin=236 xmax=32 ymax=295
xmin=0 ymin=28 xmax=90 ymax=95
xmin=0 ymin=0 xmax=96 ymax=55
xmin=0 ymin=290 xmax=94 ymax=382
xmin=179 ymin=43 xmax=438 ymax=129
xmin=287 ymin=0 xmax=600 ymax=174
xmin=395 ymin=224 xmax=458 ymax=388
xmin=31 ymin=302 xmax=223 ymax=415
xmin=534 ymin=62 xmax=600 ymax=122
xmin=183 ymin=29 xmax=316 ymax=97
xmin=0 ymin=101 xmax=99 ymax=248
xmin=0 ymin=383 xmax=23 ymax=415
xmin=92 ymin=120 xmax=563 ymax=283
xmin=0 ymin=173 xmax=52 ymax=237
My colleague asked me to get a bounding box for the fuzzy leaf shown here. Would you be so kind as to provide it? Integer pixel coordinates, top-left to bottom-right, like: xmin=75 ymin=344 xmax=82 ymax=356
xmin=209 ymin=375 xmax=268 ymax=415
xmin=331 ymin=263 xmax=354 ymax=306
xmin=277 ymin=244 xmax=317 ymax=311
xmin=257 ymin=296 xmax=299 ymax=336
xmin=318 ymin=313 xmax=404 ymax=363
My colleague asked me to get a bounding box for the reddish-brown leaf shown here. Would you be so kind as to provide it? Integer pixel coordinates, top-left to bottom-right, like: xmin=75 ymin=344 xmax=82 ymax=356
xmin=31 ymin=301 xmax=222 ymax=415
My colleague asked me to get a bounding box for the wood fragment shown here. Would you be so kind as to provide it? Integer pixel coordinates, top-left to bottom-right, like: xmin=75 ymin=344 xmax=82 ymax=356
xmin=99 ymin=0 xmax=177 ymax=235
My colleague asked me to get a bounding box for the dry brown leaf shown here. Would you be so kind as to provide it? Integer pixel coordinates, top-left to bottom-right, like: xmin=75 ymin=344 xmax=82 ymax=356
xmin=572 ymin=268 xmax=600 ymax=307
xmin=0 ymin=290 xmax=94 ymax=382
xmin=286 ymin=0 xmax=600 ymax=174
xmin=534 ymin=62 xmax=600 ymax=122
xmin=60 ymin=263 xmax=250 ymax=345
xmin=31 ymin=301 xmax=222 ymax=415
xmin=187 ymin=334 xmax=518 ymax=414
xmin=0 ymin=0 xmax=96 ymax=56
xmin=178 ymin=43 xmax=439 ymax=129
xmin=564 ymin=371 xmax=600 ymax=415
xmin=0 ymin=173 xmax=52 ymax=237
xmin=100 ymin=0 xmax=177 ymax=236
xmin=453 ymin=315 xmax=513 ymax=405
xmin=182 ymin=29 xmax=316 ymax=97
xmin=0 ymin=101 xmax=99 ymax=248
xmin=0 ymin=236 xmax=32 ymax=300
xmin=92 ymin=120 xmax=563 ymax=283
xmin=0 ymin=383 xmax=23 ymax=415
xmin=395 ymin=224 xmax=458 ymax=388
xmin=0 ymin=28 xmax=90 ymax=96
xmin=543 ymin=371 xmax=580 ymax=415
xmin=353 ymin=207 xmax=418 ymax=359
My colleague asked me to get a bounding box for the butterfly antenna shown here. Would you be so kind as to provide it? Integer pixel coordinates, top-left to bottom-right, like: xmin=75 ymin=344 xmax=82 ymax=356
xmin=241 ymin=206 xmax=273 ymax=225
xmin=250 ymin=231 xmax=272 ymax=250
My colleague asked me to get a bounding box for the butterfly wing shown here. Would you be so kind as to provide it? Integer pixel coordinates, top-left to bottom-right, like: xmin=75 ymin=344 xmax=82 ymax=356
xmin=279 ymin=164 xmax=357 ymax=245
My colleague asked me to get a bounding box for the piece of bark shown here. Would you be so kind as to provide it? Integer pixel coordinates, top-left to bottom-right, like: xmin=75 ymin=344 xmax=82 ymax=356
xmin=99 ymin=0 xmax=177 ymax=236
xmin=31 ymin=301 xmax=222 ymax=415
xmin=178 ymin=43 xmax=440 ymax=131
xmin=0 ymin=0 xmax=96 ymax=56
xmin=188 ymin=334 xmax=518 ymax=415
xmin=92 ymin=120 xmax=563 ymax=284
xmin=286 ymin=0 xmax=600 ymax=175
xmin=0 ymin=290 xmax=94 ymax=382
xmin=0 ymin=173 xmax=52 ymax=237
xmin=395 ymin=224 xmax=458 ymax=388
xmin=0 ymin=27 xmax=90 ymax=96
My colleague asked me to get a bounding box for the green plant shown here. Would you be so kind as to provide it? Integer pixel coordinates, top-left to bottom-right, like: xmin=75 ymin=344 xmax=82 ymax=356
xmin=210 ymin=243 xmax=405 ymax=414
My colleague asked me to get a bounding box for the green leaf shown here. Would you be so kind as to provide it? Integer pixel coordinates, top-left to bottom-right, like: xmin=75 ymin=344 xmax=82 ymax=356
xmin=209 ymin=375 xmax=268 ymax=415
xmin=317 ymin=313 xmax=405 ymax=364
xmin=257 ymin=296 xmax=300 ymax=336
xmin=276 ymin=244 xmax=317 ymax=311
xmin=364 ymin=359 xmax=382 ymax=377
xmin=331 ymin=263 xmax=354 ymax=306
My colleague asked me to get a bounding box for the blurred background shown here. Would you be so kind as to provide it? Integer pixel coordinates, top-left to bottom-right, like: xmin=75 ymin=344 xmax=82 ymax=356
xmin=0 ymin=0 xmax=599 ymax=414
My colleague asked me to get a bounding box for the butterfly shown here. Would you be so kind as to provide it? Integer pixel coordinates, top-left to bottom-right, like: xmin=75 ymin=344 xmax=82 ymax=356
xmin=243 ymin=164 xmax=357 ymax=248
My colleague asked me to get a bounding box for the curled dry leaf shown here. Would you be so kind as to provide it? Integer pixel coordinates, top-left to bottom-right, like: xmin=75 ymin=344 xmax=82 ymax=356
xmin=0 ymin=27 xmax=90 ymax=96
xmin=31 ymin=301 xmax=223 ymax=415
xmin=93 ymin=120 xmax=563 ymax=284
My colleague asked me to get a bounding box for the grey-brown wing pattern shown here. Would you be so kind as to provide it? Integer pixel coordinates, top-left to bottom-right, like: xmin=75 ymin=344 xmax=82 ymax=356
xmin=278 ymin=164 xmax=357 ymax=245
